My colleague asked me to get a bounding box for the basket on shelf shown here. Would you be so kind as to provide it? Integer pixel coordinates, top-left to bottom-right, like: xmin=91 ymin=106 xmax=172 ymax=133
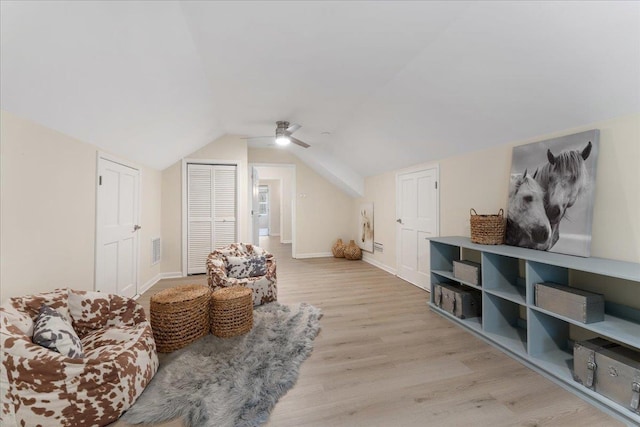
xmin=469 ymin=208 xmax=506 ymax=245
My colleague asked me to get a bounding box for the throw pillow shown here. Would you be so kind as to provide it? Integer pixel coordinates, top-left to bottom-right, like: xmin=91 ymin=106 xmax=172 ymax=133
xmin=33 ymin=304 xmax=85 ymax=359
xmin=226 ymin=255 xmax=267 ymax=279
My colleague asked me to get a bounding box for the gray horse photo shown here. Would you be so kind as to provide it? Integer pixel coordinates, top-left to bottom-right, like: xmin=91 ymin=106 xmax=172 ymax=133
xmin=506 ymin=130 xmax=599 ymax=257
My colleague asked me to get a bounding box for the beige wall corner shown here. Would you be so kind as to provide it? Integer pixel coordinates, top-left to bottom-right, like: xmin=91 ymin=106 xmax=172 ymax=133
xmin=161 ymin=134 xmax=248 ymax=274
xmin=354 ymin=171 xmax=397 ymax=271
xmin=358 ymin=113 xmax=640 ymax=280
xmin=1 ymin=111 xmax=163 ymax=301
xmin=249 ymin=147 xmax=355 ymax=257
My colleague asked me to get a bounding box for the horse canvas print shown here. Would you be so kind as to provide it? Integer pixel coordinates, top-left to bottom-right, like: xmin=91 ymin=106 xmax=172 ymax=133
xmin=359 ymin=203 xmax=374 ymax=253
xmin=506 ymin=130 xmax=599 ymax=257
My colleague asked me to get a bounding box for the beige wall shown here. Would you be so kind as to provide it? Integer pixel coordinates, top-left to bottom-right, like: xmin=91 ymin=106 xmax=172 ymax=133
xmin=440 ymin=114 xmax=640 ymax=264
xmin=139 ymin=166 xmax=163 ymax=288
xmin=1 ymin=111 xmax=163 ymax=301
xmin=358 ymin=113 xmax=640 ymax=273
xmin=161 ymin=135 xmax=248 ymax=274
xmin=249 ymin=147 xmax=355 ymax=257
xmin=354 ymin=171 xmax=397 ymax=269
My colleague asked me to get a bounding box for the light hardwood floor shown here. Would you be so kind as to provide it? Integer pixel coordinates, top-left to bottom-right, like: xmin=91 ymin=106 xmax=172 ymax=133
xmin=120 ymin=237 xmax=621 ymax=427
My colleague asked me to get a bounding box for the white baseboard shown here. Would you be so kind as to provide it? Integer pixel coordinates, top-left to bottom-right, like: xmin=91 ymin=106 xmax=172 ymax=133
xmin=139 ymin=273 xmax=162 ymax=296
xmin=161 ymin=271 xmax=183 ymax=279
xmin=137 ymin=271 xmax=184 ymax=296
xmin=362 ymin=254 xmax=397 ymax=276
xmin=295 ymin=252 xmax=332 ymax=259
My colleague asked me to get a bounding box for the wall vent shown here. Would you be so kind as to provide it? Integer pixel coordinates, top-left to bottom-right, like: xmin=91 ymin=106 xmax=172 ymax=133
xmin=151 ymin=237 xmax=161 ymax=266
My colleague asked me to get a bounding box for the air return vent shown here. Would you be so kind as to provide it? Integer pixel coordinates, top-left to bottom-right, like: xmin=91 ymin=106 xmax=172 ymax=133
xmin=151 ymin=237 xmax=161 ymax=266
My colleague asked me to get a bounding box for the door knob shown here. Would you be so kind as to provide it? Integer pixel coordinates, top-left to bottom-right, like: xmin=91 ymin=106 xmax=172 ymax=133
xmin=133 ymin=224 xmax=142 ymax=232
xmin=396 ymin=218 xmax=403 ymax=224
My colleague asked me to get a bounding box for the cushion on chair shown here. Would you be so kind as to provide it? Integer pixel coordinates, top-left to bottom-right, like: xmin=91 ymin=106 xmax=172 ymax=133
xmin=32 ymin=305 xmax=84 ymax=359
xmin=226 ymin=255 xmax=267 ymax=279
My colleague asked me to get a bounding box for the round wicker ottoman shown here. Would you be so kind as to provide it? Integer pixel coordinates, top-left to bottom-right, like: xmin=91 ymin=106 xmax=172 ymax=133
xmin=150 ymin=284 xmax=211 ymax=353
xmin=211 ymin=287 xmax=253 ymax=338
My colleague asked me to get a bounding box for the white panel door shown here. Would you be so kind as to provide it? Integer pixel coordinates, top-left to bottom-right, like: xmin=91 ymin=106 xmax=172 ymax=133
xmin=396 ymin=167 xmax=439 ymax=290
xmin=96 ymin=157 xmax=140 ymax=298
xmin=187 ymin=164 xmax=237 ymax=274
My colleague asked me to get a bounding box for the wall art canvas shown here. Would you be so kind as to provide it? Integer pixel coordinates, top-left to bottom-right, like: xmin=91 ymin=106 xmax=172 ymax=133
xmin=506 ymin=129 xmax=599 ymax=257
xmin=359 ymin=203 xmax=374 ymax=253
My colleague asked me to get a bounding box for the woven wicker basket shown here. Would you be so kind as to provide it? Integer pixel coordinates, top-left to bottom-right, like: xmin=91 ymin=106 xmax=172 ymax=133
xmin=332 ymin=238 xmax=346 ymax=258
xmin=211 ymin=286 xmax=253 ymax=338
xmin=150 ymin=284 xmax=211 ymax=353
xmin=470 ymin=208 xmax=506 ymax=245
xmin=343 ymin=239 xmax=362 ymax=260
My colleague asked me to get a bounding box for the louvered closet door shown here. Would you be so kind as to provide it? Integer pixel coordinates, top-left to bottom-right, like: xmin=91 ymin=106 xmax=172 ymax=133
xmin=187 ymin=164 xmax=237 ymax=274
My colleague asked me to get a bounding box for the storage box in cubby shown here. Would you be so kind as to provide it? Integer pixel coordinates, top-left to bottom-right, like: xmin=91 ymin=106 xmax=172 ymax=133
xmin=433 ymin=282 xmax=481 ymax=319
xmin=453 ymin=260 xmax=481 ymax=286
xmin=574 ymin=337 xmax=640 ymax=415
xmin=535 ymin=282 xmax=604 ymax=324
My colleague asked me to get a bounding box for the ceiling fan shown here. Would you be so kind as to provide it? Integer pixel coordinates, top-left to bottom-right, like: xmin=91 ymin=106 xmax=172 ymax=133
xmin=245 ymin=121 xmax=310 ymax=148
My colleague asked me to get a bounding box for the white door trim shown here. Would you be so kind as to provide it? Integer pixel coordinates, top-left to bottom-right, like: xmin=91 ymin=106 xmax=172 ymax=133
xmin=395 ymin=162 xmax=440 ymax=288
xmin=248 ymin=163 xmax=296 ymax=258
xmin=181 ymin=158 xmax=240 ymax=277
xmin=95 ymin=152 xmax=142 ymax=296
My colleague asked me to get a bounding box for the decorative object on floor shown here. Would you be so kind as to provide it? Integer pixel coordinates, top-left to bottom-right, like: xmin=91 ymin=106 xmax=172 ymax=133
xmin=358 ymin=202 xmax=374 ymax=253
xmin=121 ymin=302 xmax=322 ymax=427
xmin=211 ymin=286 xmax=253 ymax=338
xmin=150 ymin=284 xmax=211 ymax=353
xmin=506 ymin=129 xmax=599 ymax=257
xmin=344 ymin=239 xmax=362 ymax=260
xmin=332 ymin=238 xmax=345 ymax=257
xmin=469 ymin=208 xmax=506 ymax=245
xmin=207 ymin=243 xmax=277 ymax=306
xmin=0 ymin=288 xmax=158 ymax=427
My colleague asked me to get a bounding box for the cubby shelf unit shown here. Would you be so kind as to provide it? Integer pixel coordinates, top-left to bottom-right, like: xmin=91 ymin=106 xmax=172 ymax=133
xmin=429 ymin=236 xmax=640 ymax=426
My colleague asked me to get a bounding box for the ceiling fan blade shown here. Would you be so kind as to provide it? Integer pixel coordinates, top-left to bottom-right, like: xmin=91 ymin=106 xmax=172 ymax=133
xmin=290 ymin=136 xmax=310 ymax=148
xmin=286 ymin=123 xmax=301 ymax=134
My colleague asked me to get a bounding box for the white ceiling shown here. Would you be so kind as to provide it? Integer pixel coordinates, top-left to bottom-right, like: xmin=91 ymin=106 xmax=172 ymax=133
xmin=2 ymin=1 xmax=639 ymax=193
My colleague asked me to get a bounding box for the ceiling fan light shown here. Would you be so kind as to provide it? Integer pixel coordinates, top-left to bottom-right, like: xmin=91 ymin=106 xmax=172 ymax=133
xmin=275 ymin=135 xmax=291 ymax=146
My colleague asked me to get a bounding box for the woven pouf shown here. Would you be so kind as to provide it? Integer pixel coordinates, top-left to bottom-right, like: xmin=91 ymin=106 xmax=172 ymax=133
xmin=150 ymin=284 xmax=211 ymax=353
xmin=211 ymin=286 xmax=253 ymax=338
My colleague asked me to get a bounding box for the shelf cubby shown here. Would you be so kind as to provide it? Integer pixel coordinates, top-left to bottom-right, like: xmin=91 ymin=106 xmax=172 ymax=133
xmin=526 ymin=261 xmax=569 ymax=305
xmin=482 ymin=252 xmax=526 ymax=304
xmin=428 ymin=236 xmax=640 ymax=426
xmin=483 ymin=293 xmax=527 ymax=355
xmin=429 ymin=302 xmax=483 ymax=335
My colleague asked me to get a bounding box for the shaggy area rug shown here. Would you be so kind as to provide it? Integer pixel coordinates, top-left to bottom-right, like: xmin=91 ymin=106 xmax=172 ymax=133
xmin=121 ymin=302 xmax=322 ymax=427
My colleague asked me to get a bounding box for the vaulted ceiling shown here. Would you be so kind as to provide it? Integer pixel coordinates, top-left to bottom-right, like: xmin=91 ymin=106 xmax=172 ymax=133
xmin=2 ymin=1 xmax=639 ymax=196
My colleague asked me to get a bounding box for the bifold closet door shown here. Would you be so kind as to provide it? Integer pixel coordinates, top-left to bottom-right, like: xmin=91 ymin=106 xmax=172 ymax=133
xmin=187 ymin=164 xmax=237 ymax=274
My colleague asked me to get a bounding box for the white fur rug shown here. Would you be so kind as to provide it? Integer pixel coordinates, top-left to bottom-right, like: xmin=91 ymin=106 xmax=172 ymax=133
xmin=121 ymin=302 xmax=322 ymax=427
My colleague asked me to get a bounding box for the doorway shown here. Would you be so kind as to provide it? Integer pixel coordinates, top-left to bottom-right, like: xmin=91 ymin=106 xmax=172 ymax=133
xmin=95 ymin=154 xmax=141 ymax=298
xmin=258 ymin=185 xmax=270 ymax=236
xmin=249 ymin=164 xmax=296 ymax=258
xmin=396 ymin=165 xmax=439 ymax=290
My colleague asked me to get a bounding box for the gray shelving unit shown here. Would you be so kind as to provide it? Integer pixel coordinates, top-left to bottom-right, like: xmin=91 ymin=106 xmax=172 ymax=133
xmin=429 ymin=236 xmax=640 ymax=426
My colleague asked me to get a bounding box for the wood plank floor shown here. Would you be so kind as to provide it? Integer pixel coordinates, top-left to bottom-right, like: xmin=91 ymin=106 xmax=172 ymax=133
xmin=117 ymin=237 xmax=621 ymax=427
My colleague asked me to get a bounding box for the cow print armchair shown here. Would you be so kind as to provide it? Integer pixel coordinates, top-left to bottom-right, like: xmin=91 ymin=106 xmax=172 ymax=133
xmin=206 ymin=243 xmax=277 ymax=306
xmin=0 ymin=288 xmax=158 ymax=427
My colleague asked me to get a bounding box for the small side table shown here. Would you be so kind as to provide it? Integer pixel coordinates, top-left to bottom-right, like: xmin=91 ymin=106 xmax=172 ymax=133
xmin=150 ymin=284 xmax=210 ymax=353
xmin=211 ymin=287 xmax=253 ymax=338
